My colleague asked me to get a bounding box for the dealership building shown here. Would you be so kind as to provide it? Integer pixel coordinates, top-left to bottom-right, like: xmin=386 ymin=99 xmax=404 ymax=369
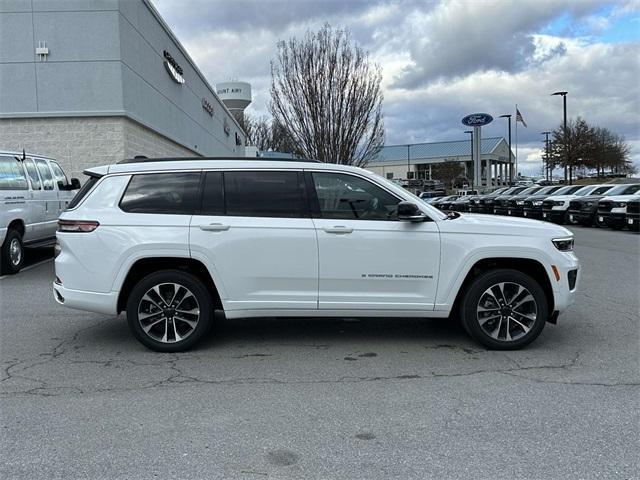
xmin=367 ymin=137 xmax=515 ymax=186
xmin=0 ymin=0 xmax=246 ymax=178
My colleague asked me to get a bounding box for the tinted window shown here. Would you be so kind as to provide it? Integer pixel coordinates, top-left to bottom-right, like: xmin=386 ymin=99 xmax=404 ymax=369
xmin=67 ymin=175 xmax=99 ymax=209
xmin=312 ymin=172 xmax=400 ymax=220
xmin=0 ymin=156 xmax=28 ymax=190
xmin=49 ymin=161 xmax=68 ymax=187
xmin=35 ymin=159 xmax=54 ymax=190
xmin=24 ymin=159 xmax=42 ymax=190
xmin=200 ymin=171 xmax=224 ymax=215
xmin=622 ymin=184 xmax=640 ymax=195
xmin=224 ymin=171 xmax=305 ymax=218
xmin=120 ymin=173 xmax=200 ymax=214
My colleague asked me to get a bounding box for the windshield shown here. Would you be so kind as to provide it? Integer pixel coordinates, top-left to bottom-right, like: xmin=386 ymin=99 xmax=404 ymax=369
xmin=591 ymin=186 xmax=613 ymax=195
xmin=519 ymin=186 xmax=541 ymax=196
xmin=536 ymin=186 xmax=561 ymax=195
xmin=552 ymin=185 xmax=583 ymax=195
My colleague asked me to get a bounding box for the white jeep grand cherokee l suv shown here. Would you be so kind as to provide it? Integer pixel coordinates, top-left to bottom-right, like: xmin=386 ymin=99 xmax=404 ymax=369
xmin=54 ymin=157 xmax=580 ymax=352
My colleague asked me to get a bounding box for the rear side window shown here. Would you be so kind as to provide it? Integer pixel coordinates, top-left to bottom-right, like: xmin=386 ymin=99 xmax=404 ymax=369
xmin=24 ymin=159 xmax=41 ymax=190
xmin=67 ymin=176 xmax=99 ymax=209
xmin=0 ymin=156 xmax=28 ymax=190
xmin=223 ymin=171 xmax=305 ymax=218
xmin=35 ymin=159 xmax=54 ymax=190
xmin=120 ymin=172 xmax=200 ymax=214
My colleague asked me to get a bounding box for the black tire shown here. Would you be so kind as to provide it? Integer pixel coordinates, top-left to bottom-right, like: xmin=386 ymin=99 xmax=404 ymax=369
xmin=126 ymin=269 xmax=213 ymax=352
xmin=1 ymin=228 xmax=24 ymax=275
xmin=460 ymin=268 xmax=548 ymax=350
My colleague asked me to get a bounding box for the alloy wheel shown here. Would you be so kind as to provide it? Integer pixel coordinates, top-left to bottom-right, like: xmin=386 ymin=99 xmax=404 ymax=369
xmin=137 ymin=283 xmax=200 ymax=343
xmin=476 ymin=282 xmax=538 ymax=342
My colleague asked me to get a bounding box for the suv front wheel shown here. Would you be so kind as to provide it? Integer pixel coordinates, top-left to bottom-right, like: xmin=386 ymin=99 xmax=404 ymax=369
xmin=460 ymin=269 xmax=548 ymax=350
xmin=126 ymin=270 xmax=213 ymax=352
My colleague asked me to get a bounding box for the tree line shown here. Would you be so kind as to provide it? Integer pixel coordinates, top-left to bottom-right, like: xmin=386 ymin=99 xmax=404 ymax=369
xmin=547 ymin=117 xmax=633 ymax=183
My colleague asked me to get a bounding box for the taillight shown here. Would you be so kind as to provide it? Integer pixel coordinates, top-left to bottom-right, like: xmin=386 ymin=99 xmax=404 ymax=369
xmin=57 ymin=220 xmax=100 ymax=233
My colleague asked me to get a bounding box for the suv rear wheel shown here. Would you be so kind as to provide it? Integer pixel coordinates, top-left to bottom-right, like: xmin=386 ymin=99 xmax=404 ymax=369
xmin=1 ymin=228 xmax=24 ymax=275
xmin=460 ymin=269 xmax=548 ymax=350
xmin=126 ymin=270 xmax=213 ymax=352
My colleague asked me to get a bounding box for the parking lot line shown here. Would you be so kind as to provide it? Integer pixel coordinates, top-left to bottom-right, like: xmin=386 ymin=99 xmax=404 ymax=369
xmin=0 ymin=258 xmax=53 ymax=280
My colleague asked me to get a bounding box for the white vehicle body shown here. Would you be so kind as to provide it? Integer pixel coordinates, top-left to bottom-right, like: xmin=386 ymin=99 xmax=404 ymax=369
xmin=54 ymin=159 xmax=580 ymax=350
xmin=1 ymin=151 xmax=77 ymax=273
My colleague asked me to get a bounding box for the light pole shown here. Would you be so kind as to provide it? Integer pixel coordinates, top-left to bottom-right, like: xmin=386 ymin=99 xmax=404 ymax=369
xmin=464 ymin=130 xmax=473 ymax=187
xmin=551 ymin=91 xmax=568 ymax=184
xmin=499 ymin=114 xmax=512 ymax=184
xmin=541 ymin=131 xmax=551 ymax=181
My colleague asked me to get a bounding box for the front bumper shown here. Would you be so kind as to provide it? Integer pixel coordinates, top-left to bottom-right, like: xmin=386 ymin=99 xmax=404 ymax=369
xmin=522 ymin=208 xmax=542 ymax=219
xmin=597 ymin=212 xmax=626 ymax=228
xmin=550 ymin=252 xmax=580 ymax=313
xmin=506 ymin=206 xmax=524 ymax=217
xmin=53 ymin=282 xmax=118 ymax=315
xmin=541 ymin=208 xmax=566 ymax=222
xmin=627 ymin=214 xmax=639 ymax=230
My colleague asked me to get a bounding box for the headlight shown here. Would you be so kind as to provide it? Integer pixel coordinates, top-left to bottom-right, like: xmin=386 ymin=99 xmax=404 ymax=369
xmin=516 ymin=200 xmax=524 ymax=206
xmin=533 ymin=200 xmax=543 ymax=206
xmin=614 ymin=201 xmax=627 ymax=208
xmin=552 ymin=237 xmax=574 ymax=251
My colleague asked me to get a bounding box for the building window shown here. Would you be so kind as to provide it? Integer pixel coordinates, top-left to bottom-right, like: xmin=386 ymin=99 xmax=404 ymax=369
xmin=386 ymin=172 xmax=394 ymax=179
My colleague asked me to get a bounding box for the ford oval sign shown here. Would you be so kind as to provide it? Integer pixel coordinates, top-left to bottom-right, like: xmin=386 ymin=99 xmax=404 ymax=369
xmin=462 ymin=113 xmax=493 ymax=127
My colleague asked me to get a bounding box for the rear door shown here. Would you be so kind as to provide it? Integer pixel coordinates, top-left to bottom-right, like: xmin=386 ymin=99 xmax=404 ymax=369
xmin=33 ymin=158 xmax=59 ymax=239
xmin=308 ymin=170 xmax=441 ymax=311
xmin=189 ymin=170 xmax=318 ymax=312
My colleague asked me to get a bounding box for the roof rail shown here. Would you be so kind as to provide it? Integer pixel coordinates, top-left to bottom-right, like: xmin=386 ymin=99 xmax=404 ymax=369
xmin=117 ymin=156 xmax=321 ymax=164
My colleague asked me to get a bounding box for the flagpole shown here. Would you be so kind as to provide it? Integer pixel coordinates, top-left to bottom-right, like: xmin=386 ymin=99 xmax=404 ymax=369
xmin=515 ymin=104 xmax=518 ymax=180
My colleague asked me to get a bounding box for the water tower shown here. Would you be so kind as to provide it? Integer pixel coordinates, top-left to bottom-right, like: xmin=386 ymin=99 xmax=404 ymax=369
xmin=216 ymin=81 xmax=252 ymax=129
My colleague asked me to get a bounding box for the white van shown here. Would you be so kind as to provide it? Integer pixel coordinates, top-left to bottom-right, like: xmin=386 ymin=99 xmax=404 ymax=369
xmin=0 ymin=151 xmax=80 ymax=274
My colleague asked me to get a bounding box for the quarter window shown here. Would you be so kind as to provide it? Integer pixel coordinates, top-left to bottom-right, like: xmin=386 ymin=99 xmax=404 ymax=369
xmin=223 ymin=171 xmax=305 ymax=218
xmin=0 ymin=156 xmax=28 ymax=190
xmin=120 ymin=172 xmax=200 ymax=214
xmin=24 ymin=159 xmax=42 ymax=190
xmin=311 ymin=172 xmax=400 ymax=220
xmin=35 ymin=159 xmax=54 ymax=190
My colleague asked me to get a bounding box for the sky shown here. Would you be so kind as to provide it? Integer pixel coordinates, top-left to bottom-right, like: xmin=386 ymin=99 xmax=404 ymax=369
xmin=153 ymin=0 xmax=640 ymax=175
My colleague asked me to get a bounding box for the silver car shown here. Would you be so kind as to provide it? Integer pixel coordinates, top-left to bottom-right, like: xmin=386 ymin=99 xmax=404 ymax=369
xmin=0 ymin=151 xmax=80 ymax=274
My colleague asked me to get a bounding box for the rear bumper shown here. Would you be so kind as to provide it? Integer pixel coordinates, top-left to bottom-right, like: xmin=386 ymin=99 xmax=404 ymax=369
xmin=53 ymin=282 xmax=118 ymax=315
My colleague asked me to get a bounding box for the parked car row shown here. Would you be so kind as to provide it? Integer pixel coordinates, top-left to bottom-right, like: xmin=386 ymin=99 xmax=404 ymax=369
xmin=424 ymin=183 xmax=640 ymax=232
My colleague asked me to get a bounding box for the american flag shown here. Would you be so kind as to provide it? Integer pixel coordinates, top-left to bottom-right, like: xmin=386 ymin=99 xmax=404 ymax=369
xmin=516 ymin=108 xmax=527 ymax=128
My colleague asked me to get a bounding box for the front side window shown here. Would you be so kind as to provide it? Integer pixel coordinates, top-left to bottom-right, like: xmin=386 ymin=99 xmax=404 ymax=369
xmin=35 ymin=159 xmax=54 ymax=190
xmin=223 ymin=171 xmax=305 ymax=218
xmin=0 ymin=156 xmax=28 ymax=190
xmin=312 ymin=172 xmax=400 ymax=220
xmin=120 ymin=172 xmax=200 ymax=214
xmin=623 ymin=185 xmax=640 ymax=195
xmin=49 ymin=161 xmax=69 ymax=187
xmin=24 ymin=159 xmax=42 ymax=190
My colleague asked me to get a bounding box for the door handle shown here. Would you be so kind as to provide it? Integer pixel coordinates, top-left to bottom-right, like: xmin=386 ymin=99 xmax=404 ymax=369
xmin=323 ymin=226 xmax=353 ymax=234
xmin=199 ymin=223 xmax=230 ymax=232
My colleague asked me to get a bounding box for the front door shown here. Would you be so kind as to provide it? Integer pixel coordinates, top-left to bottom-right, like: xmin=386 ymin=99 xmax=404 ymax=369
xmin=308 ymin=171 xmax=440 ymax=311
xmin=189 ymin=170 xmax=318 ymax=312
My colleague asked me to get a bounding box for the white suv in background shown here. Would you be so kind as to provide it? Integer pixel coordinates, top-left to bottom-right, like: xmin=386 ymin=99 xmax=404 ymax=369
xmin=1 ymin=152 xmax=80 ymax=274
xmin=54 ymin=158 xmax=580 ymax=352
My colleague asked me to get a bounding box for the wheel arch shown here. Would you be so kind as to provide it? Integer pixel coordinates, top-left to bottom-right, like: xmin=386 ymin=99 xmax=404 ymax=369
xmin=116 ymin=257 xmax=223 ymax=314
xmin=6 ymin=219 xmax=25 ymax=237
xmin=450 ymin=257 xmax=554 ymax=322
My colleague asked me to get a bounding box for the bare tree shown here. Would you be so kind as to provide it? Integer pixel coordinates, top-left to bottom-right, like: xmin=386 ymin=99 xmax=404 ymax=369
xmin=269 ymin=24 xmax=384 ymax=167
xmin=244 ymin=115 xmax=298 ymax=154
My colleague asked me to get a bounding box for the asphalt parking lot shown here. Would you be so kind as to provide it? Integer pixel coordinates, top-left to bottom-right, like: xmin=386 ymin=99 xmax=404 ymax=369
xmin=0 ymin=226 xmax=638 ymax=479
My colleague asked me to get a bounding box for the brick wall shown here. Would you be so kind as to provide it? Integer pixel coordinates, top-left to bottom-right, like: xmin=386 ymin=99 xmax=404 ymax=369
xmin=0 ymin=116 xmax=198 ymax=179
